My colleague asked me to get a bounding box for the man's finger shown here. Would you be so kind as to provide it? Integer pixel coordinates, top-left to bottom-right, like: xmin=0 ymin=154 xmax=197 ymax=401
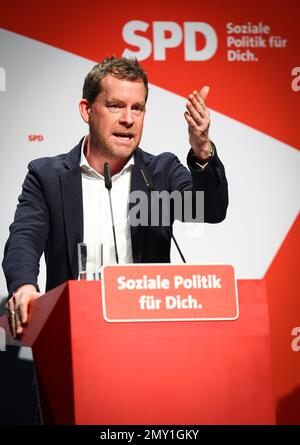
xmin=184 ymin=111 xmax=198 ymax=130
xmin=15 ymin=310 xmax=23 ymax=335
xmin=199 ymin=86 xmax=210 ymax=102
xmin=12 ymin=293 xmax=25 ymax=334
xmin=188 ymin=94 xmax=205 ymax=117
xmin=13 ymin=293 xmax=29 ymax=324
xmin=18 ymin=301 xmax=29 ymax=324
xmin=8 ymin=310 xmax=17 ymax=338
xmin=6 ymin=299 xmax=17 ymax=337
xmin=186 ymin=102 xmax=204 ymax=126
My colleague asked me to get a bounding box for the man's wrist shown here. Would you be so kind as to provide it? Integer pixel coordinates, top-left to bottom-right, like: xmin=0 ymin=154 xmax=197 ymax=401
xmin=192 ymin=142 xmax=214 ymax=164
xmin=13 ymin=284 xmax=37 ymax=295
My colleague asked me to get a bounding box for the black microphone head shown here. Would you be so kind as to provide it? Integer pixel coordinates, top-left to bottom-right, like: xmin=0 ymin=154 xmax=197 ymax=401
xmin=104 ymin=162 xmax=112 ymax=190
xmin=140 ymin=166 xmax=155 ymax=192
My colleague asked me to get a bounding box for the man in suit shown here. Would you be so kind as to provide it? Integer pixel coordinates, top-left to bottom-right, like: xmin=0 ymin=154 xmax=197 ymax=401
xmin=3 ymin=56 xmax=228 ymax=337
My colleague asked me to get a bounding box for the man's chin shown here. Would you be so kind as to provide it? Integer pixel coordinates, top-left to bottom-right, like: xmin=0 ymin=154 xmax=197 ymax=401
xmin=110 ymin=145 xmax=137 ymax=159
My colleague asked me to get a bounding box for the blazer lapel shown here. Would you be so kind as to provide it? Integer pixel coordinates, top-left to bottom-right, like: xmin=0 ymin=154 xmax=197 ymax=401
xmin=130 ymin=149 xmax=151 ymax=263
xmin=59 ymin=144 xmax=83 ymax=279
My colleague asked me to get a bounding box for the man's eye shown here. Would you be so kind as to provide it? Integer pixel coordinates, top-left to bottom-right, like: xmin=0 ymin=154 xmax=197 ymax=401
xmin=107 ymin=104 xmax=122 ymax=112
xmin=132 ymin=106 xmax=144 ymax=114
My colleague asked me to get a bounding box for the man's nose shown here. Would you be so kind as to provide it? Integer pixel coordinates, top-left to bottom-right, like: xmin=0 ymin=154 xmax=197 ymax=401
xmin=119 ymin=107 xmax=134 ymax=126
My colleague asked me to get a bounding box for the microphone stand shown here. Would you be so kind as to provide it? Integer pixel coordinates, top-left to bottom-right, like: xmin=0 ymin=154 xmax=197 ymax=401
xmin=140 ymin=166 xmax=186 ymax=263
xmin=104 ymin=162 xmax=119 ymax=264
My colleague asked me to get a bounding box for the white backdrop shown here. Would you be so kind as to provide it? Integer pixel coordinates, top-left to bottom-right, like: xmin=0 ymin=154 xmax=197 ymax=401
xmin=1 ymin=29 xmax=299 ymax=296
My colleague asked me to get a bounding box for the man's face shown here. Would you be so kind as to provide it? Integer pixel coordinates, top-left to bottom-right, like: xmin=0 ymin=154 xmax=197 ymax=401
xmin=87 ymin=74 xmax=146 ymax=159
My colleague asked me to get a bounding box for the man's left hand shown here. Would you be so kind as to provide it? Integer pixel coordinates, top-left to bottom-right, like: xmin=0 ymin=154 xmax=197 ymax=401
xmin=184 ymin=86 xmax=212 ymax=162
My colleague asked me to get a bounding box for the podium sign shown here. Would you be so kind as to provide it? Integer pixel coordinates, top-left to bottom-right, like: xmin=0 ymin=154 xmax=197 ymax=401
xmin=101 ymin=264 xmax=238 ymax=322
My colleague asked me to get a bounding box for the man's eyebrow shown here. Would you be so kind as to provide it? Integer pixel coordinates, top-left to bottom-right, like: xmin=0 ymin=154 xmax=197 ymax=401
xmin=106 ymin=98 xmax=145 ymax=107
xmin=106 ymin=97 xmax=125 ymax=104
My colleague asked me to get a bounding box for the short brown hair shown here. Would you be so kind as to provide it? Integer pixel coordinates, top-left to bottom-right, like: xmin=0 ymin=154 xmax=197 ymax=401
xmin=82 ymin=56 xmax=149 ymax=104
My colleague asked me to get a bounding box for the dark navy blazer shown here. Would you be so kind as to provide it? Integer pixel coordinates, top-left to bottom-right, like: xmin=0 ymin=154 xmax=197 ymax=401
xmin=2 ymin=140 xmax=228 ymax=294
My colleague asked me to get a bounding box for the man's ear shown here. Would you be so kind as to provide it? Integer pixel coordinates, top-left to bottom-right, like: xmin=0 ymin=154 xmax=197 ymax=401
xmin=79 ymin=99 xmax=91 ymax=123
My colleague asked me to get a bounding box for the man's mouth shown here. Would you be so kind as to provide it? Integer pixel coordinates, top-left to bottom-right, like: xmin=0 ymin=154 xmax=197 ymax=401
xmin=113 ymin=132 xmax=134 ymax=140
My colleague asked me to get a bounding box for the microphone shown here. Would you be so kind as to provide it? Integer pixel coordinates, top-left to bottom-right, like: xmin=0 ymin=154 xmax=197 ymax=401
xmin=140 ymin=165 xmax=186 ymax=263
xmin=104 ymin=162 xmax=119 ymax=264
xmin=104 ymin=162 xmax=112 ymax=190
xmin=140 ymin=166 xmax=155 ymax=192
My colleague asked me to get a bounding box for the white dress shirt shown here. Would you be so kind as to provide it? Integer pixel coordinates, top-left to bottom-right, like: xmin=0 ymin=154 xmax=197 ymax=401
xmin=80 ymin=138 xmax=134 ymax=269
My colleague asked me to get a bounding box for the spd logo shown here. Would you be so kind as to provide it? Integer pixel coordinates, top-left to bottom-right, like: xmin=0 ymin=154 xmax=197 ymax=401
xmin=28 ymin=134 xmax=44 ymax=142
xmin=122 ymin=21 xmax=218 ymax=61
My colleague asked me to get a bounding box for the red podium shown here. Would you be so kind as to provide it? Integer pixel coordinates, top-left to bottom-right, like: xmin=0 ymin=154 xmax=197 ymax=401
xmin=0 ymin=279 xmax=275 ymax=424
